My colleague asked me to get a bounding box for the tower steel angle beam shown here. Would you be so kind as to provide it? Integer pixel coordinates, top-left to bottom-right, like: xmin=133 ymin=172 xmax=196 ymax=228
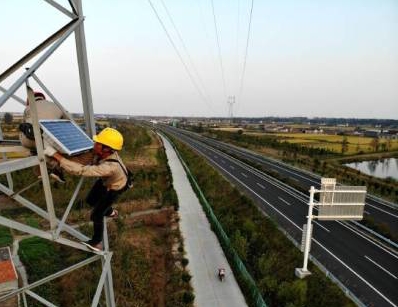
xmin=0 ymin=182 xmax=89 ymax=241
xmin=0 ymin=255 xmax=101 ymax=303
xmin=0 ymin=1 xmax=115 ymax=306
xmin=0 ymin=18 xmax=82 ymax=108
xmin=74 ymin=0 xmax=96 ymax=137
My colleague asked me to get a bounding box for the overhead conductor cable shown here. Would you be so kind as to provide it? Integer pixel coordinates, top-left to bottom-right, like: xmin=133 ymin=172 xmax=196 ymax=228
xmin=160 ymin=0 xmax=213 ymax=106
xmin=238 ymin=0 xmax=254 ymax=100
xmin=147 ymin=0 xmax=214 ymax=111
xmin=211 ymin=0 xmax=227 ymax=98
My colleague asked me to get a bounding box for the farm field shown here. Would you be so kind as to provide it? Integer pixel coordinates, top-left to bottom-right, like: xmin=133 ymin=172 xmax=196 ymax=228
xmin=247 ymin=132 xmax=398 ymax=155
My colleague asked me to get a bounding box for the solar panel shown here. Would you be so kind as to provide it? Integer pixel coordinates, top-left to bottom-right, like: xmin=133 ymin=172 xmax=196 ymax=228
xmin=40 ymin=120 xmax=93 ymax=155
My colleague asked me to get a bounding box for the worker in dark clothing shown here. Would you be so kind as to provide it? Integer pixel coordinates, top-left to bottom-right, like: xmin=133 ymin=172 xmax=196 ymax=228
xmin=44 ymin=128 xmax=128 ymax=252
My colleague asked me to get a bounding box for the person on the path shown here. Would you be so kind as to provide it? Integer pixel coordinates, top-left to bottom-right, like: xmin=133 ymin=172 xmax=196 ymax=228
xmin=44 ymin=127 xmax=128 ymax=252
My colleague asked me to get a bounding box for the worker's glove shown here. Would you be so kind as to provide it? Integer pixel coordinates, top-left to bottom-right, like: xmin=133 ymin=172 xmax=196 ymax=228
xmin=43 ymin=144 xmax=57 ymax=157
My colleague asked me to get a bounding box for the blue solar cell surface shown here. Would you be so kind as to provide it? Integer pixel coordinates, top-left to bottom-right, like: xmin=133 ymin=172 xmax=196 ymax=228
xmin=40 ymin=120 xmax=93 ymax=154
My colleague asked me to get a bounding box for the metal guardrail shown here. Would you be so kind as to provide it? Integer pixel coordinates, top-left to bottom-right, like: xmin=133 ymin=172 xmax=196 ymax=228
xmin=270 ymin=219 xmax=367 ymax=307
xmin=161 ymin=132 xmax=267 ymax=307
xmin=351 ymin=221 xmax=398 ymax=249
xmin=193 ymin=131 xmax=398 ymax=209
xmin=195 ymin=132 xmax=398 ymax=247
xmin=160 ymin=129 xmax=368 ymax=307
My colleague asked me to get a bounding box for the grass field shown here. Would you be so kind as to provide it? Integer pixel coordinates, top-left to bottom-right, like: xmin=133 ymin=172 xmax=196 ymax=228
xmin=250 ymin=133 xmax=398 ymax=154
xmin=211 ymin=128 xmax=398 ymax=154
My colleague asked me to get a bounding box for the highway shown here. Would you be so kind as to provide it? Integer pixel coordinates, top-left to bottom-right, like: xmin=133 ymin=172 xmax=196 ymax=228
xmin=167 ymin=127 xmax=398 ymax=237
xmin=159 ymin=125 xmax=398 ymax=307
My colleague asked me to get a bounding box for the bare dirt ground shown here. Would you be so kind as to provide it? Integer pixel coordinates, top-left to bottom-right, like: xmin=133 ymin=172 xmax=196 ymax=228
xmin=0 ymin=195 xmax=19 ymax=210
xmin=0 ymin=296 xmax=17 ymax=307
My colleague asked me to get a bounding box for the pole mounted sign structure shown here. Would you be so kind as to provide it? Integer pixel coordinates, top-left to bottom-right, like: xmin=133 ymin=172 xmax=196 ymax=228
xmin=0 ymin=1 xmax=115 ymax=306
xmin=295 ymin=178 xmax=367 ymax=278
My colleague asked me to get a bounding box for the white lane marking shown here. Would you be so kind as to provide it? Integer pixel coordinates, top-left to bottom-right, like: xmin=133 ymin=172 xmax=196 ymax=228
xmin=229 ymin=166 xmax=235 ymax=170
xmin=241 ymin=173 xmax=248 ymax=178
xmin=256 ymin=183 xmax=265 ymax=189
xmin=312 ymin=238 xmax=397 ymax=307
xmin=184 ymin=135 xmax=397 ymax=257
xmin=365 ymin=255 xmax=397 ymax=279
xmin=313 ymin=221 xmax=330 ymax=233
xmin=278 ymin=197 xmax=292 ymax=206
xmin=366 ymin=203 xmax=398 ymax=219
xmin=338 ymin=222 xmax=398 ymax=259
xmin=214 ymin=146 xmax=398 ymax=256
xmin=194 ymin=150 xmax=397 ymax=307
xmin=209 ymin=135 xmax=398 ymax=219
xmin=364 ymin=210 xmax=370 ymax=215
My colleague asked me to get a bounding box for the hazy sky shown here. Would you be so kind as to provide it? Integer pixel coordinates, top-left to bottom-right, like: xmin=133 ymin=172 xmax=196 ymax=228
xmin=1 ymin=0 xmax=397 ymax=118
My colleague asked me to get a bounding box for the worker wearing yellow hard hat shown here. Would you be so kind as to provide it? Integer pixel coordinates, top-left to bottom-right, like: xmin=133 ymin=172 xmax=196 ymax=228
xmin=93 ymin=127 xmax=123 ymax=151
xmin=44 ymin=127 xmax=131 ymax=252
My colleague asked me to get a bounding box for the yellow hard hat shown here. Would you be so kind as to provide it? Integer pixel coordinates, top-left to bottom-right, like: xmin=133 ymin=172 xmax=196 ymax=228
xmin=93 ymin=128 xmax=123 ymax=150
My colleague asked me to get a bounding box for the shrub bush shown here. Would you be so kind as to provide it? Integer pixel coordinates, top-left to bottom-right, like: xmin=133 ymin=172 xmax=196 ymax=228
xmin=182 ymin=291 xmax=195 ymax=304
xmin=181 ymin=272 xmax=192 ymax=282
xmin=181 ymin=257 xmax=189 ymax=267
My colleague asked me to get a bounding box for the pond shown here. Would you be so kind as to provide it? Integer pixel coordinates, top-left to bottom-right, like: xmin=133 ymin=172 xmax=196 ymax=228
xmin=345 ymin=158 xmax=398 ymax=180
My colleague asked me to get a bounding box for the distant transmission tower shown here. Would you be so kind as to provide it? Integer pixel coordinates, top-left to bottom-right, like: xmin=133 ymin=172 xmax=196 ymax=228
xmin=227 ymin=96 xmax=235 ymax=124
xmin=0 ymin=1 xmax=115 ymax=306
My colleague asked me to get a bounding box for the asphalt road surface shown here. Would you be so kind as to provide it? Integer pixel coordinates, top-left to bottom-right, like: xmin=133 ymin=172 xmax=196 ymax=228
xmin=171 ymin=127 xmax=398 ymax=236
xmin=160 ymin=125 xmax=398 ymax=307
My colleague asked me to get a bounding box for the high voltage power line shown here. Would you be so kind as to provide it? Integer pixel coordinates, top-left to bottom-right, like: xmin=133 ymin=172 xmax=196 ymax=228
xmin=147 ymin=0 xmax=214 ymax=112
xmin=238 ymin=0 xmax=254 ymax=102
xmin=147 ymin=0 xmax=254 ymax=116
xmin=159 ymin=0 xmax=213 ymax=106
xmin=211 ymin=0 xmax=227 ymax=99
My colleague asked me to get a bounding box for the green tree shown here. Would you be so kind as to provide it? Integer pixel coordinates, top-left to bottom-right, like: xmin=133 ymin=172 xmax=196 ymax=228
xmin=231 ymin=230 xmax=248 ymax=261
xmin=197 ymin=122 xmax=203 ymax=133
xmin=370 ymin=137 xmax=380 ymax=152
xmin=386 ymin=139 xmax=392 ymax=151
xmin=341 ymin=136 xmax=348 ymax=154
xmin=277 ymin=280 xmax=307 ymax=307
xmin=381 ymin=142 xmax=387 ymax=151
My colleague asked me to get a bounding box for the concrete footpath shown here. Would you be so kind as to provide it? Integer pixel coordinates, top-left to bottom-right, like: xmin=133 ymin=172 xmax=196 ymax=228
xmin=161 ymin=135 xmax=247 ymax=307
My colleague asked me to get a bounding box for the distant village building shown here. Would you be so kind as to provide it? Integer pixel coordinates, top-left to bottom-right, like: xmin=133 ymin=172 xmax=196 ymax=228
xmin=364 ymin=130 xmax=381 ymax=138
xmin=352 ymin=131 xmax=363 ymax=136
xmin=303 ymin=128 xmax=324 ymax=134
xmin=380 ymin=130 xmax=398 ymax=139
xmin=262 ymin=125 xmax=291 ymax=133
xmin=0 ymin=247 xmax=18 ymax=295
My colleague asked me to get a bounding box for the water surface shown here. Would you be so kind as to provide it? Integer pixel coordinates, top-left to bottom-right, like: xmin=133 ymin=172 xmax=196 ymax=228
xmin=345 ymin=158 xmax=398 ymax=180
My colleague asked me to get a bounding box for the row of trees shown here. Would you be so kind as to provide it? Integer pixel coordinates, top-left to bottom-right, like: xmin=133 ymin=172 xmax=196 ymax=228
xmin=199 ymin=129 xmax=397 ymax=203
xmin=207 ymin=130 xmax=336 ymax=158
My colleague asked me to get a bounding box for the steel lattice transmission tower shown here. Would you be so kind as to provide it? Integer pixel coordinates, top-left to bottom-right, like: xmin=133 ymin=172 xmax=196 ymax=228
xmin=0 ymin=1 xmax=116 ymax=306
xmin=227 ymin=95 xmax=235 ymax=123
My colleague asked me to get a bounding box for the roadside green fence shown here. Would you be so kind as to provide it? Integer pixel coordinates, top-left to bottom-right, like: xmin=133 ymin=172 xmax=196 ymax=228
xmin=162 ymin=133 xmax=267 ymax=307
